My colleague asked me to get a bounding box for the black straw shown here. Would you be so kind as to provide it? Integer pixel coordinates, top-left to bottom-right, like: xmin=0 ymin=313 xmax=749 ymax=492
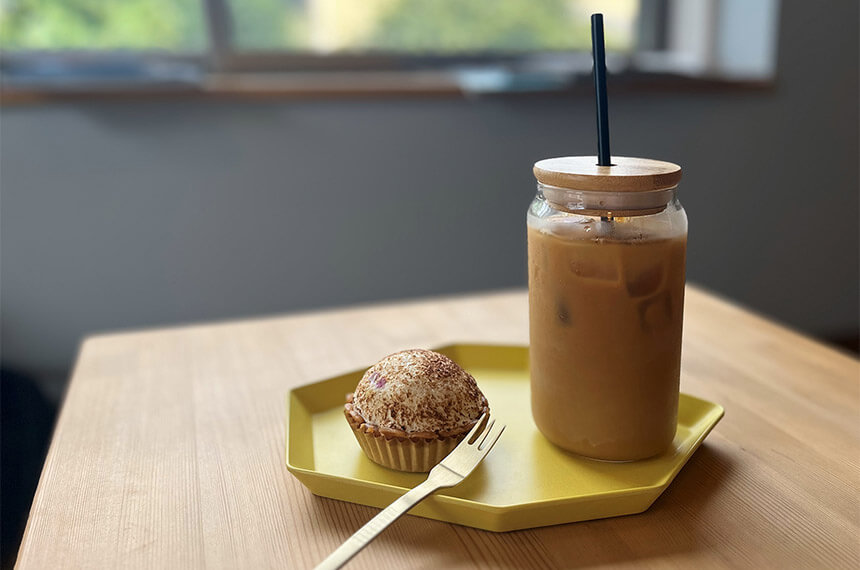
xmin=591 ymin=14 xmax=612 ymax=166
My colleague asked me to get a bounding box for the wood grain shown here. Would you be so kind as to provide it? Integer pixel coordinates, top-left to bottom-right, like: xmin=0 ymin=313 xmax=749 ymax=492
xmin=533 ymin=156 xmax=682 ymax=192
xmin=16 ymin=286 xmax=860 ymax=569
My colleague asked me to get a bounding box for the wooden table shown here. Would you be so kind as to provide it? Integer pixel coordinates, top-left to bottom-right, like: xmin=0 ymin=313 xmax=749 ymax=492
xmin=17 ymin=286 xmax=860 ymax=569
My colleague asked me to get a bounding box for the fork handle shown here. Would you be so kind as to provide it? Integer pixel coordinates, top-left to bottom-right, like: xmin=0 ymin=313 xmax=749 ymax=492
xmin=314 ymin=479 xmax=440 ymax=570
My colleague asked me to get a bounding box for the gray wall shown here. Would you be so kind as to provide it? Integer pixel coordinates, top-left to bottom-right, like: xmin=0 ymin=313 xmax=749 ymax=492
xmin=2 ymin=1 xmax=857 ymax=398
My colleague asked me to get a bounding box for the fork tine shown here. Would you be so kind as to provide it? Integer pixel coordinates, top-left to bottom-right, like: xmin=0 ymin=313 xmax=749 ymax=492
xmin=434 ymin=418 xmax=504 ymax=481
xmin=465 ymin=413 xmax=489 ymax=445
xmin=478 ymin=423 xmax=505 ymax=453
xmin=476 ymin=419 xmax=496 ymax=448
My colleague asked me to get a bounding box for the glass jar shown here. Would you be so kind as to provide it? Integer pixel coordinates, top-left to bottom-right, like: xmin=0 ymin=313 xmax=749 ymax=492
xmin=527 ymin=156 xmax=687 ymax=461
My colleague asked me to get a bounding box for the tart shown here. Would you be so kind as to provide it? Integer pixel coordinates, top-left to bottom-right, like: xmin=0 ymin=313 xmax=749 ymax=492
xmin=344 ymin=349 xmax=489 ymax=472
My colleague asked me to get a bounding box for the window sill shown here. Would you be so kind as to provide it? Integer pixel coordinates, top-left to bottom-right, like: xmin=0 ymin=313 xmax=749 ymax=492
xmin=0 ymin=69 xmax=774 ymax=105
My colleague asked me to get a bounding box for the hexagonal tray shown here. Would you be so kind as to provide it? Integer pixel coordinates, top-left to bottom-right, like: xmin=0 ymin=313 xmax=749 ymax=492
xmin=286 ymin=344 xmax=723 ymax=532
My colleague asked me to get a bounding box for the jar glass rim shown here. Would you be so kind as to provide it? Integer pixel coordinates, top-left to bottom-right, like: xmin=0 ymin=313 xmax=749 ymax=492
xmin=537 ymin=183 xmax=678 ymax=217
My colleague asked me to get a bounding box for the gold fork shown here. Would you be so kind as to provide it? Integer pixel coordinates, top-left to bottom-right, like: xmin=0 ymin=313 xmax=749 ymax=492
xmin=314 ymin=414 xmax=505 ymax=570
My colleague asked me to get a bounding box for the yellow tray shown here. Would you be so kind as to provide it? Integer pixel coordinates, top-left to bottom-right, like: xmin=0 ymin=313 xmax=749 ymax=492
xmin=286 ymin=344 xmax=723 ymax=532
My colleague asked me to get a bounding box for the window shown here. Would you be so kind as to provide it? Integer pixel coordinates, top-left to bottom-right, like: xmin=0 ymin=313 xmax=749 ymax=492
xmin=225 ymin=0 xmax=637 ymax=54
xmin=1 ymin=0 xmax=637 ymax=54
xmin=0 ymin=0 xmax=778 ymax=95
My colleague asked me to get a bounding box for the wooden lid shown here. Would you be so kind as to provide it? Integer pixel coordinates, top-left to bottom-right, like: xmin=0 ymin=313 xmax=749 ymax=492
xmin=533 ymin=156 xmax=682 ymax=192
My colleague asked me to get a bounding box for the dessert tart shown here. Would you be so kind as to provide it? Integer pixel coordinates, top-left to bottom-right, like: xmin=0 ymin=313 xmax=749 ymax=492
xmin=344 ymin=349 xmax=489 ymax=472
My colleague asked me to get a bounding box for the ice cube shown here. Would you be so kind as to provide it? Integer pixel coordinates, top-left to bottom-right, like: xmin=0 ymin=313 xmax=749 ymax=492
xmin=625 ymin=263 xmax=664 ymax=297
xmin=568 ymin=258 xmax=619 ymax=283
xmin=639 ymin=292 xmax=674 ymax=332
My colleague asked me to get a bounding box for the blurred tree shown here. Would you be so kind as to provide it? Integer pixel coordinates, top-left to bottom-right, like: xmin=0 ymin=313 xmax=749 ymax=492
xmin=0 ymin=0 xmax=631 ymax=53
xmin=0 ymin=0 xmax=206 ymax=50
xmin=367 ymin=0 xmax=592 ymax=52
xmin=230 ymin=0 xmax=308 ymax=50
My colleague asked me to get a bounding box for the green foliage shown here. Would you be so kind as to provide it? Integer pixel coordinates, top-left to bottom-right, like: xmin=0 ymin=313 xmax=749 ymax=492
xmin=0 ymin=0 xmax=206 ymax=50
xmin=231 ymin=0 xmax=308 ymax=50
xmin=0 ymin=0 xmax=630 ymax=53
xmin=367 ymin=0 xmax=591 ymax=53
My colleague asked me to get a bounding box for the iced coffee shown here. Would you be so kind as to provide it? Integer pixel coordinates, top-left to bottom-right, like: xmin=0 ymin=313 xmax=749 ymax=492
xmin=528 ymin=156 xmax=686 ymax=461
